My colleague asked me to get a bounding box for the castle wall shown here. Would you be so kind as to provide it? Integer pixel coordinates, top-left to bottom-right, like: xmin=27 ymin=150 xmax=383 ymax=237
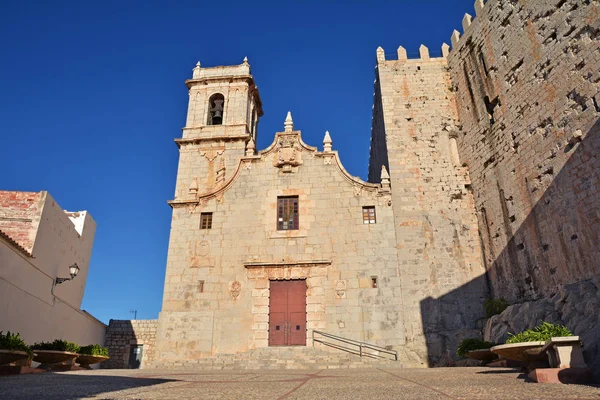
xmin=447 ymin=0 xmax=600 ymax=302
xmin=370 ymin=49 xmax=487 ymax=365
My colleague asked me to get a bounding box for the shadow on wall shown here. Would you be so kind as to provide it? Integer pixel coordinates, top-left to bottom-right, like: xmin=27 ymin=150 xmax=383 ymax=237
xmin=0 ymin=373 xmax=177 ymax=400
xmin=420 ymin=119 xmax=600 ymax=369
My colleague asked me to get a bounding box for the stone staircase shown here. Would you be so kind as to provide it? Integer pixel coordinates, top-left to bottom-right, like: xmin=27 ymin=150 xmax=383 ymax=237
xmin=148 ymin=345 xmax=400 ymax=370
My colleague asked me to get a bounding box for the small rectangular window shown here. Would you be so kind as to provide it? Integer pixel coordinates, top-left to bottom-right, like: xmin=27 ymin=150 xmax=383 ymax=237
xmin=200 ymin=213 xmax=213 ymax=229
xmin=277 ymin=196 xmax=299 ymax=230
xmin=362 ymin=206 xmax=376 ymax=224
xmin=371 ymin=276 xmax=378 ymax=288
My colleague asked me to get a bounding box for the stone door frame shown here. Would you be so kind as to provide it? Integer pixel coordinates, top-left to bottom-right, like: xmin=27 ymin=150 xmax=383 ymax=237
xmin=244 ymin=260 xmax=330 ymax=349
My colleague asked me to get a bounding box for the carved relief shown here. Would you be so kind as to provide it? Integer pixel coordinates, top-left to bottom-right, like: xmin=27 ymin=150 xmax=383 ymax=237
xmin=200 ymin=148 xmax=224 ymax=163
xmin=273 ymin=135 xmax=303 ymax=171
xmin=190 ymin=240 xmax=212 ymax=268
xmin=334 ymin=280 xmax=347 ymax=299
xmin=230 ymin=280 xmax=242 ymax=299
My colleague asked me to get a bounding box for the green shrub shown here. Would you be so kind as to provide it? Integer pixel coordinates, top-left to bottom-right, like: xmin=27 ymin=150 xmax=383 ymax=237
xmin=506 ymin=321 xmax=573 ymax=344
xmin=0 ymin=331 xmax=34 ymax=359
xmin=456 ymin=338 xmax=495 ymax=357
xmin=484 ymin=298 xmax=509 ymax=318
xmin=31 ymin=339 xmax=80 ymax=354
xmin=79 ymin=344 xmax=108 ymax=357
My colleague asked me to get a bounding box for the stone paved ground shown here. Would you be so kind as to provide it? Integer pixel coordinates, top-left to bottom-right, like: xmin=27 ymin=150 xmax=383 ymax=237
xmin=0 ymin=367 xmax=599 ymax=399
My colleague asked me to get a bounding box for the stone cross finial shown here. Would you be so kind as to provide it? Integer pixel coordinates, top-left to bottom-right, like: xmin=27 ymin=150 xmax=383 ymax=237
xmin=376 ymin=46 xmax=385 ymax=63
xmin=419 ymin=45 xmax=430 ymax=60
xmin=381 ymin=165 xmax=390 ymax=189
xmin=192 ymin=61 xmax=201 ymax=79
xmin=397 ymin=46 xmax=407 ymax=63
xmin=246 ymin=137 xmax=255 ymax=156
xmin=441 ymin=43 xmax=450 ymax=58
xmin=284 ymin=111 xmax=294 ymax=132
xmin=323 ymin=131 xmax=332 ymax=152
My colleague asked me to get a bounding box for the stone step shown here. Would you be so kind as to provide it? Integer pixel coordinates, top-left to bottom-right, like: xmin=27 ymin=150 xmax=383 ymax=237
xmin=147 ymin=345 xmax=399 ymax=370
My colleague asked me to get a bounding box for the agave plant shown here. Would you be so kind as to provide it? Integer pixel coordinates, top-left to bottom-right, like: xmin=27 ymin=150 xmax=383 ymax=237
xmin=506 ymin=321 xmax=573 ymax=344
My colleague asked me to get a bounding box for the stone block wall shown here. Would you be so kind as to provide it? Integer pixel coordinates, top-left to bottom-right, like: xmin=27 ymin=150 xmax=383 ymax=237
xmin=103 ymin=319 xmax=157 ymax=369
xmin=447 ymin=0 xmax=600 ymax=302
xmin=370 ymin=47 xmax=488 ymax=365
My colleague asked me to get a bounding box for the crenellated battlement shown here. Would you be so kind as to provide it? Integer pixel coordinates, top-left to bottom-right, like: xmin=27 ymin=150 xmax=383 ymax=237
xmin=375 ymin=43 xmax=450 ymax=64
xmin=450 ymin=0 xmax=487 ymax=49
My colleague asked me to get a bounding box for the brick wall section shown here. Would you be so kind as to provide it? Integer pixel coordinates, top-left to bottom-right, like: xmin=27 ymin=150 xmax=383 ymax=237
xmin=103 ymin=319 xmax=157 ymax=369
xmin=447 ymin=0 xmax=600 ymax=302
xmin=0 ymin=191 xmax=44 ymax=253
xmin=370 ymin=49 xmax=487 ymax=364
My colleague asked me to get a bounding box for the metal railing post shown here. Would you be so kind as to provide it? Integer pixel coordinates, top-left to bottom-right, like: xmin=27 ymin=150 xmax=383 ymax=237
xmin=359 ymin=344 xmax=362 ymax=357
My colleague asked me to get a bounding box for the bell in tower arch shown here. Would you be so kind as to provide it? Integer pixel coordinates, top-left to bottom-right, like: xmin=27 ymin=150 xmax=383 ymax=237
xmin=208 ymin=93 xmax=224 ymax=125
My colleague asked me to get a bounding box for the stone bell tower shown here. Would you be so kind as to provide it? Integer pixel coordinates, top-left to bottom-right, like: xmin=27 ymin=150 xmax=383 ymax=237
xmin=173 ymin=58 xmax=263 ymax=200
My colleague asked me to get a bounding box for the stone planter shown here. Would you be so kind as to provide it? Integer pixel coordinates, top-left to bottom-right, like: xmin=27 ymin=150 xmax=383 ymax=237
xmin=33 ymin=350 xmax=79 ymax=370
xmin=0 ymin=350 xmax=30 ymax=366
xmin=466 ymin=348 xmax=498 ymax=362
xmin=77 ymin=354 xmax=109 ymax=369
xmin=490 ymin=342 xmax=546 ymax=362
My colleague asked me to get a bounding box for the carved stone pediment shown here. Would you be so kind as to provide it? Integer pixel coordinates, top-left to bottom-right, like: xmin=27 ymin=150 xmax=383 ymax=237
xmin=273 ymin=135 xmax=302 ymax=171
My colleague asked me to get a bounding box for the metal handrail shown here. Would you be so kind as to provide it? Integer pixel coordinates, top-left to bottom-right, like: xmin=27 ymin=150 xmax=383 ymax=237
xmin=312 ymin=330 xmax=398 ymax=361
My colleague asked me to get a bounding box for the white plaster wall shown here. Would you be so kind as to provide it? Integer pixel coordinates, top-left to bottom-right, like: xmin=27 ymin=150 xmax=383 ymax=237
xmin=0 ymin=239 xmax=105 ymax=346
xmin=31 ymin=192 xmax=96 ymax=309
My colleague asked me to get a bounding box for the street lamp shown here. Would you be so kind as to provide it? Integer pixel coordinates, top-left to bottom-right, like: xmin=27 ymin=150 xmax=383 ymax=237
xmin=55 ymin=263 xmax=80 ymax=285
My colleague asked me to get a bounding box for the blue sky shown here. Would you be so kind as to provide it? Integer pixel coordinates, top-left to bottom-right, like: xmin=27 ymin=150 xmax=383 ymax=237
xmin=1 ymin=0 xmax=474 ymax=323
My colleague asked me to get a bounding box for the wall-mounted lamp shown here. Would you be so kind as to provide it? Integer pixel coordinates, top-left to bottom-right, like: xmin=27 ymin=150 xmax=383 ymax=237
xmin=55 ymin=263 xmax=80 ymax=285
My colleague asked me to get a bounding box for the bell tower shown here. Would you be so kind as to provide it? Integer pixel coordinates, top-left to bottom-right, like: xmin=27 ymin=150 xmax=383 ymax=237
xmin=173 ymin=58 xmax=263 ymax=200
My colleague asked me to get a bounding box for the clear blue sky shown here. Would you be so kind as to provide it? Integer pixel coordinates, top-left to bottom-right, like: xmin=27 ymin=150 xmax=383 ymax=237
xmin=1 ymin=0 xmax=474 ymax=323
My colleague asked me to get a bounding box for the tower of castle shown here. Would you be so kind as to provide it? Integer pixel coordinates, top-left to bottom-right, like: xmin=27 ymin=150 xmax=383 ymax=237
xmin=369 ymin=44 xmax=487 ymax=364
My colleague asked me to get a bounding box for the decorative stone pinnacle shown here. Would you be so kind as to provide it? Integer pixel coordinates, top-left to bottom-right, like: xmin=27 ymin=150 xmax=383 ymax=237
xmin=243 ymin=56 xmax=248 ymax=64
xmin=323 ymin=131 xmax=332 ymax=152
xmin=381 ymin=165 xmax=390 ymax=180
xmin=284 ymin=111 xmax=294 ymax=132
xmin=188 ymin=177 xmax=198 ymax=194
xmin=246 ymin=137 xmax=255 ymax=156
xmin=192 ymin=61 xmax=201 ymax=79
xmin=381 ymin=165 xmax=391 ymax=190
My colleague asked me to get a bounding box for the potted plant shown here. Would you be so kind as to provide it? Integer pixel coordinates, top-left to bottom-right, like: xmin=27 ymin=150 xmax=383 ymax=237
xmin=0 ymin=331 xmax=34 ymax=366
xmin=490 ymin=322 xmax=572 ymax=365
xmin=77 ymin=344 xmax=109 ymax=369
xmin=31 ymin=339 xmax=80 ymax=368
xmin=457 ymin=338 xmax=498 ymax=362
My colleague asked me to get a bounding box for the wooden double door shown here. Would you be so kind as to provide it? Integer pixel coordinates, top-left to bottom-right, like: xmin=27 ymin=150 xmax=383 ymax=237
xmin=268 ymin=280 xmax=307 ymax=346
